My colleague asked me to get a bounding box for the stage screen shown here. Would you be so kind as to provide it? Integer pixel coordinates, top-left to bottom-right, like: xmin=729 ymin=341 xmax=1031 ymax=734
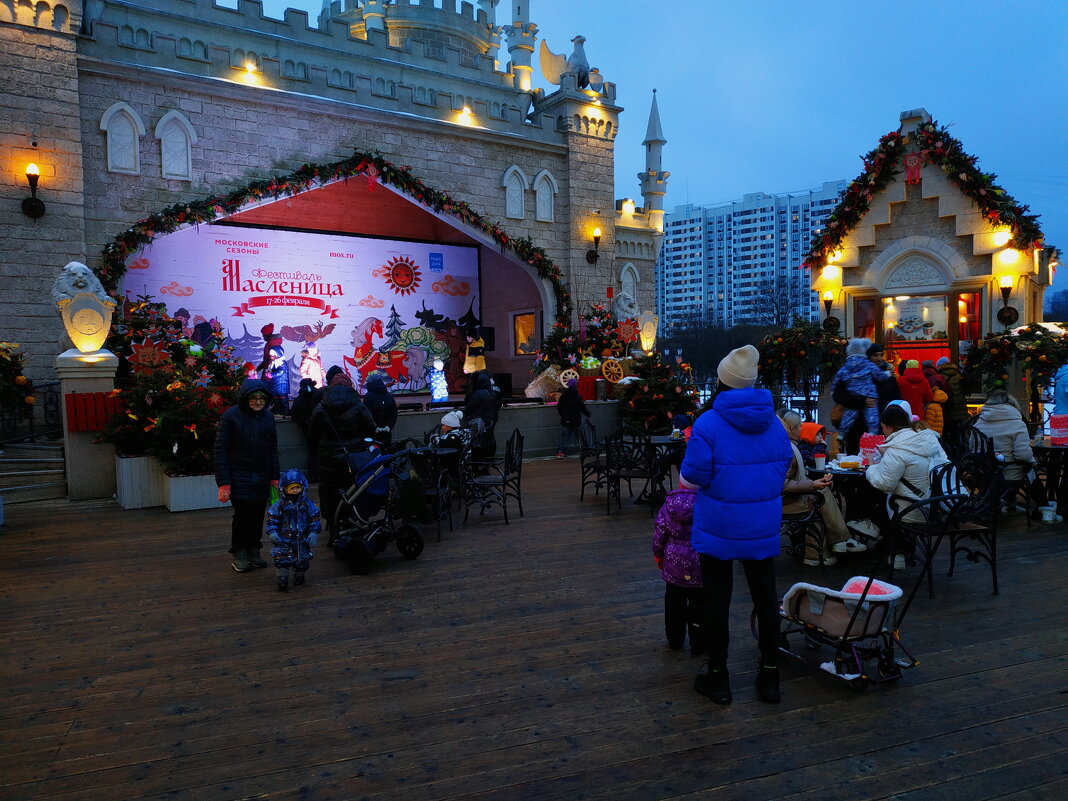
xmin=123 ymin=224 xmax=480 ymax=394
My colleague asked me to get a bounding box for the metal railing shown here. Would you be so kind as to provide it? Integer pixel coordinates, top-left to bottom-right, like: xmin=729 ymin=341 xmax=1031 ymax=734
xmin=0 ymin=380 xmax=63 ymax=444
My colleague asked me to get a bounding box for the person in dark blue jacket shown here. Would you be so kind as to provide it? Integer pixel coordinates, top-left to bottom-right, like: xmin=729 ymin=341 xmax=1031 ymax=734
xmin=680 ymin=345 xmax=792 ymax=705
xmin=215 ymin=380 xmax=280 ymax=573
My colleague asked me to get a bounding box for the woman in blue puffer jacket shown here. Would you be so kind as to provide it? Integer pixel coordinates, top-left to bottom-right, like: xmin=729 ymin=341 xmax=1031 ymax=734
xmin=680 ymin=345 xmax=792 ymax=706
xmin=1054 ymin=363 xmax=1068 ymax=416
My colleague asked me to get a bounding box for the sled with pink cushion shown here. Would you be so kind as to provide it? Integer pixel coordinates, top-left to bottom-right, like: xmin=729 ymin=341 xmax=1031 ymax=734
xmin=755 ymin=575 xmax=919 ymax=690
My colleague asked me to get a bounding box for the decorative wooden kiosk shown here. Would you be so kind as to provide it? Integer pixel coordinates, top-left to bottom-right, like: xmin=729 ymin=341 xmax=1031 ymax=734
xmin=809 ymin=108 xmax=1058 ymax=364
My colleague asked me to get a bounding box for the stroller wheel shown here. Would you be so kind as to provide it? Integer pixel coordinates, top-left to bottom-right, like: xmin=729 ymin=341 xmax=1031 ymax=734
xmin=877 ymin=653 xmax=903 ymax=680
xmin=395 ymin=524 xmax=424 ymax=560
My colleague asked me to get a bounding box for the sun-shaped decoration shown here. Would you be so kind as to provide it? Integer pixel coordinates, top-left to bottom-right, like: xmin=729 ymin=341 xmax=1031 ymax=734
xmin=380 ymin=256 xmax=422 ymax=296
xmin=615 ymin=318 xmax=640 ymax=344
xmin=129 ymin=338 xmax=171 ymax=375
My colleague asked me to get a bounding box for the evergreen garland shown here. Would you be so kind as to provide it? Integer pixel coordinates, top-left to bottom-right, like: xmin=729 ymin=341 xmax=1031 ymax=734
xmin=97 ymin=150 xmax=573 ymax=323
xmin=804 ymin=119 xmax=1057 ymax=271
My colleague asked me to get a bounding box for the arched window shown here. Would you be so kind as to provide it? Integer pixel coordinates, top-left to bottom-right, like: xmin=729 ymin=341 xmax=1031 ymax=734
xmin=154 ymin=110 xmax=197 ymax=181
xmin=100 ymin=101 xmax=146 ymax=175
xmin=620 ymin=262 xmax=639 ymax=301
xmin=502 ymin=165 xmax=528 ymax=220
xmin=532 ymin=169 xmax=558 ymax=222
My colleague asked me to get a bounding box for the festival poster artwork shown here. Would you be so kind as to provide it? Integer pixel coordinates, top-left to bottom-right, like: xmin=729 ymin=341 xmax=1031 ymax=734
xmin=122 ymin=224 xmax=480 ymax=393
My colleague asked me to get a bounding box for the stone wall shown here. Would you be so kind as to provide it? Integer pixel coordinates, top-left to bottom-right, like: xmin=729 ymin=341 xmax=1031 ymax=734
xmin=0 ymin=2 xmax=87 ymax=379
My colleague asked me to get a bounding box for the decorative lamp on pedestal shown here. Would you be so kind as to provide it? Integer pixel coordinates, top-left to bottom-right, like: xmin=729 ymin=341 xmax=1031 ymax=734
xmin=638 ymin=310 xmax=658 ymax=355
xmin=52 ymin=262 xmax=120 ymax=500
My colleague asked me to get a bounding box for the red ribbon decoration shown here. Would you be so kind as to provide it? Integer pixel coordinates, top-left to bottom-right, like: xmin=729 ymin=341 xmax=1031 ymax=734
xmin=231 ymin=295 xmax=340 ymax=318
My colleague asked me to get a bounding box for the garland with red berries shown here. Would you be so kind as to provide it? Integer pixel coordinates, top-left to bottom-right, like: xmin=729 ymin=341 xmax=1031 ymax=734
xmin=97 ymin=150 xmax=573 ymax=322
xmin=804 ymin=120 xmax=1057 ymax=271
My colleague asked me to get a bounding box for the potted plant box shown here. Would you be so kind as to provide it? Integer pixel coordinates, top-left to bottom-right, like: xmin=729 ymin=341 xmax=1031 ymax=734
xmin=115 ymin=453 xmax=164 ymax=509
xmin=163 ymin=472 xmax=227 ymax=512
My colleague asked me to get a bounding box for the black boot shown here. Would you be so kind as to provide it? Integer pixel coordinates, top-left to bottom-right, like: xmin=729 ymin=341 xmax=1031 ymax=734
xmin=756 ymin=663 xmax=781 ymax=704
xmin=247 ymin=548 xmax=268 ymax=569
xmin=694 ymin=664 xmax=732 ymax=704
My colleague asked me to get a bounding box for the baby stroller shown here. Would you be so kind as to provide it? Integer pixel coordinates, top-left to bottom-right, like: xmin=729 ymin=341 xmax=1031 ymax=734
xmin=756 ymin=574 xmax=919 ymax=690
xmin=332 ymin=446 xmax=425 ymax=575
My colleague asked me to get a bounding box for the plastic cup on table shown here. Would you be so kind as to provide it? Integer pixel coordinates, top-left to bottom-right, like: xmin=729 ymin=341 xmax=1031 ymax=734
xmin=814 ymin=455 xmax=826 ymax=471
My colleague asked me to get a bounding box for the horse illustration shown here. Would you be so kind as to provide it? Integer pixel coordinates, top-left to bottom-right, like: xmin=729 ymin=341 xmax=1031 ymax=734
xmin=344 ymin=316 xmax=420 ymax=389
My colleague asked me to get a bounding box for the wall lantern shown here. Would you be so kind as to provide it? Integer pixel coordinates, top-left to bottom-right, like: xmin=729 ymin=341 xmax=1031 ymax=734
xmin=822 ymin=289 xmax=835 ymax=316
xmin=22 ymin=163 xmax=46 ymax=219
xmin=996 ymin=274 xmax=1019 ymax=328
xmin=586 ymin=226 xmax=602 ymax=264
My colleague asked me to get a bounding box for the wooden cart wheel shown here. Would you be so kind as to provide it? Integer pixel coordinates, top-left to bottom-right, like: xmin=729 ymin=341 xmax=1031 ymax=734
xmin=601 ymin=359 xmax=625 ymax=383
xmin=559 ymin=368 xmax=580 ymax=386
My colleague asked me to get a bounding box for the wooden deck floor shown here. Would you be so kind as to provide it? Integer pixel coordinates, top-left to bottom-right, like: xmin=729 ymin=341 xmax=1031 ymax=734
xmin=2 ymin=459 xmax=1067 ymax=801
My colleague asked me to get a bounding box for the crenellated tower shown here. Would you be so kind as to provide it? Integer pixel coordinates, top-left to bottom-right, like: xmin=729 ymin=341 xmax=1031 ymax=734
xmin=506 ymin=0 xmax=538 ymax=91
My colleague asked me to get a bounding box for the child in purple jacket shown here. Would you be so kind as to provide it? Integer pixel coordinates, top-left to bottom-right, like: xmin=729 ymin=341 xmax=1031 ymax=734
xmin=652 ymin=488 xmax=705 ymax=655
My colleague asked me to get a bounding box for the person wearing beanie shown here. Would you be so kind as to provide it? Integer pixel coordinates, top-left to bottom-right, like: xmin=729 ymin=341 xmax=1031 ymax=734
xmin=214 ymin=380 xmax=280 ymax=573
xmin=681 ymin=345 xmax=792 ymax=705
xmin=554 ymin=376 xmax=591 ymax=458
xmin=896 ymin=359 xmax=933 ymax=421
xmin=936 ymin=358 xmax=968 ymax=436
xmin=867 ymin=342 xmax=900 ymax=413
xmin=830 ymin=337 xmax=884 ymax=454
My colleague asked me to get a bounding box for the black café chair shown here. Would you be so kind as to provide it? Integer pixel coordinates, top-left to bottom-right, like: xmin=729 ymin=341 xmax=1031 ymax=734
xmin=945 ymin=450 xmax=1003 ymax=595
xmin=604 ymin=428 xmax=654 ymax=515
xmin=780 ymin=491 xmax=828 ymax=566
xmin=463 ymin=428 xmax=524 ymax=524
xmin=578 ymin=419 xmax=607 ymax=500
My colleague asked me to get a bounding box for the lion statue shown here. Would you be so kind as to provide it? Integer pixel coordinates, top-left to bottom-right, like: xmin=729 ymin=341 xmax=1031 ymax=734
xmin=613 ymin=291 xmax=639 ymax=322
xmin=51 ymin=261 xmax=115 ymax=310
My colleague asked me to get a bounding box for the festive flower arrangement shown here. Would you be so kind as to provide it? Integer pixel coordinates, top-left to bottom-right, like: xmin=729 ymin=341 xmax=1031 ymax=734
xmin=804 ymin=119 xmax=1058 ymax=271
xmin=756 ymin=318 xmax=846 ymax=395
xmin=966 ymin=323 xmax=1068 ymax=391
xmin=98 ymin=297 xmax=246 ymax=475
xmin=96 ymin=150 xmax=573 ymax=323
xmin=614 ymin=353 xmax=698 ymax=434
xmin=0 ymin=341 xmax=35 ymax=419
xmin=530 ymin=303 xmax=624 ymax=374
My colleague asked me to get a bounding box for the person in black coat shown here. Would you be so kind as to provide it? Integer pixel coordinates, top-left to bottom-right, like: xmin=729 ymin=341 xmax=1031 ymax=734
xmin=362 ymin=376 xmax=398 ymax=448
xmin=288 ymin=378 xmax=322 ymax=482
xmin=463 ymin=371 xmax=497 ymax=460
xmin=215 ymin=379 xmax=280 ymax=573
xmin=555 ymin=378 xmax=591 ymax=458
xmin=310 ymin=382 xmax=376 ymax=542
xmin=868 ymin=343 xmax=900 ymax=414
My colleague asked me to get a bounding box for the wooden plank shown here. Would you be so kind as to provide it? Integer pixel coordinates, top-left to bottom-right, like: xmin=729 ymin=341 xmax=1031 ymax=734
xmin=1 ymin=460 xmax=1066 ymax=801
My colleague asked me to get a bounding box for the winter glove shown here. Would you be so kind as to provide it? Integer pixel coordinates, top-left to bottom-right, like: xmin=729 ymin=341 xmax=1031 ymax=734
xmin=654 ymin=556 xmax=663 ymax=569
xmin=307 ymin=532 xmax=318 ymax=548
xmin=217 ymin=485 xmax=231 ymax=503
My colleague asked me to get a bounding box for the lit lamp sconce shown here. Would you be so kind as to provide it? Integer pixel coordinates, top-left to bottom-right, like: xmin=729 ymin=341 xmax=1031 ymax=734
xmin=998 ymin=274 xmax=1014 ymax=306
xmin=638 ymin=310 xmax=658 ymax=354
xmin=22 ymin=163 xmax=46 ymax=219
xmin=822 ymin=289 xmax=835 ymax=317
xmin=586 ymin=227 xmax=602 ymax=264
xmin=995 ymin=273 xmax=1019 ymax=327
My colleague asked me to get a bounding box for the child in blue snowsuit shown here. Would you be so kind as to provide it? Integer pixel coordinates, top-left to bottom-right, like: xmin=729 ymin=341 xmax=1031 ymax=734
xmin=267 ymin=468 xmax=321 ymax=591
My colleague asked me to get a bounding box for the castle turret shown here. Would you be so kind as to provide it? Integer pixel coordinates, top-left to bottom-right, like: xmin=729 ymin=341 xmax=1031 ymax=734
xmin=506 ymin=0 xmax=537 ymax=91
xmin=638 ymin=89 xmax=669 ymax=232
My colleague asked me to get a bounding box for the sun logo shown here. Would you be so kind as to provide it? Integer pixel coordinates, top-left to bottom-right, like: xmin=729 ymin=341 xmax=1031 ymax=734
xmin=380 ymin=256 xmax=422 ymax=296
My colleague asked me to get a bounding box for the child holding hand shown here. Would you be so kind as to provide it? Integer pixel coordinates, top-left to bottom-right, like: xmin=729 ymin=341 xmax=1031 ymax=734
xmin=267 ymin=469 xmax=321 ymax=591
xmin=652 ymin=488 xmax=705 ymax=655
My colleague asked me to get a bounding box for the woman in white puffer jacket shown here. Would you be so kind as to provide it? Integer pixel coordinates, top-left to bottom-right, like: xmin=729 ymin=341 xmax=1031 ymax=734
xmin=865 ymin=402 xmax=948 ymax=524
xmin=972 ymin=390 xmax=1036 ymax=482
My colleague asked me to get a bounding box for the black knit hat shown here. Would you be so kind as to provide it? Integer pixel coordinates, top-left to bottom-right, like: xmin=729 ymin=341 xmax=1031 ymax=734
xmin=866 ymin=342 xmax=884 ymax=357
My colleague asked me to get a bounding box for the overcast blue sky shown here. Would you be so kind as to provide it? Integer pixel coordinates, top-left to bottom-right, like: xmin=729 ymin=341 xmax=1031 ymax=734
xmin=243 ymin=0 xmax=1067 ymax=289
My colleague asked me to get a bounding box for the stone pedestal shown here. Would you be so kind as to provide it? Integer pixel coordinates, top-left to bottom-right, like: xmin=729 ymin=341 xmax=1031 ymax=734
xmin=55 ymin=348 xmax=119 ymax=500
